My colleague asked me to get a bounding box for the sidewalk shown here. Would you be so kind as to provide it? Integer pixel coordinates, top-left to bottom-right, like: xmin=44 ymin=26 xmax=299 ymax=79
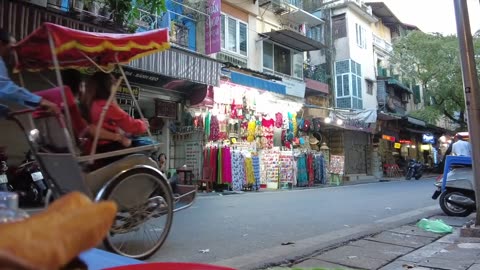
xmin=266 ymin=214 xmax=477 ymax=270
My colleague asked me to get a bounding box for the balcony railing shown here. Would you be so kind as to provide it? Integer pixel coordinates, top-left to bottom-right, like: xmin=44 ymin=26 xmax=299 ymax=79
xmin=373 ymin=34 xmax=393 ymax=53
xmin=304 ymin=63 xmax=328 ymax=84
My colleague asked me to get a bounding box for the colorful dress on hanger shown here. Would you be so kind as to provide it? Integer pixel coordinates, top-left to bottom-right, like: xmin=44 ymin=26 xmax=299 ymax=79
xmin=231 ymin=151 xmax=246 ymax=191
xmin=222 ymin=147 xmax=232 ymax=184
xmin=261 ymin=118 xmax=274 ymax=149
xmin=245 ymin=157 xmax=255 ymax=186
xmin=296 ymin=154 xmax=308 ymax=187
xmin=307 ymin=153 xmax=314 ymax=186
xmin=209 ymin=115 xmax=220 ymax=141
xmin=252 ymin=155 xmax=261 ymax=190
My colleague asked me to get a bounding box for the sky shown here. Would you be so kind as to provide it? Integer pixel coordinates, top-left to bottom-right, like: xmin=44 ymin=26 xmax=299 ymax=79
xmin=369 ymin=0 xmax=480 ymax=35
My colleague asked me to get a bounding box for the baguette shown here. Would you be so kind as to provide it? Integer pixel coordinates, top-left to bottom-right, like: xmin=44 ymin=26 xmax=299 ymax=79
xmin=0 ymin=193 xmax=117 ymax=270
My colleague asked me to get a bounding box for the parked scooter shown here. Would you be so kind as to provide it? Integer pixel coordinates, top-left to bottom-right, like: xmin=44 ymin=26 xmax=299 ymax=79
xmin=432 ymin=166 xmax=475 ymax=217
xmin=0 ymin=147 xmax=10 ymax=191
xmin=9 ymin=150 xmax=48 ymax=206
xmin=405 ymin=159 xmax=424 ymax=180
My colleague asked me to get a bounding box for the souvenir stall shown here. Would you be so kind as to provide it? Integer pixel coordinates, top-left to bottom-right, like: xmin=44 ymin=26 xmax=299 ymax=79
xmin=189 ymin=80 xmax=330 ymax=191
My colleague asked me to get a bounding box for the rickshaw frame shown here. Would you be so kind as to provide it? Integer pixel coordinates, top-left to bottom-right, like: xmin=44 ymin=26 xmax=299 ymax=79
xmin=4 ymin=22 xmax=197 ymax=259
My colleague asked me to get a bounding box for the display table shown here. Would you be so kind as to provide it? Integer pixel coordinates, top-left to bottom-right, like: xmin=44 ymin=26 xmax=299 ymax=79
xmin=79 ymin=249 xmax=142 ymax=270
xmin=177 ymin=167 xmax=194 ymax=185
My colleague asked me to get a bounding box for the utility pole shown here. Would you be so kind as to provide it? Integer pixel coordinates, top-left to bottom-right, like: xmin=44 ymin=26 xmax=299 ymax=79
xmin=453 ymin=0 xmax=480 ymax=226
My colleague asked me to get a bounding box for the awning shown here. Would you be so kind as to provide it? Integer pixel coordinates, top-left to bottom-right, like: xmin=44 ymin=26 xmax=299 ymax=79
xmin=405 ymin=116 xmax=426 ymax=127
xmin=120 ymin=66 xmax=209 ymax=106
xmin=230 ymin=71 xmax=286 ymax=95
xmin=262 ymin=30 xmax=326 ymax=52
xmin=377 ymin=111 xmax=402 ymax=121
xmin=387 ymin=78 xmax=413 ymax=94
xmin=128 ymin=44 xmax=222 ymax=87
xmin=305 ymin=78 xmax=329 ymax=94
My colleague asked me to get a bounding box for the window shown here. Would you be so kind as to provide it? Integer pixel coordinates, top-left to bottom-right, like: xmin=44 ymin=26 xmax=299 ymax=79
xmin=355 ymin=23 xmax=366 ymax=49
xmin=262 ymin=41 xmax=303 ymax=78
xmin=307 ymin=26 xmax=323 ymax=43
xmin=366 ymin=80 xmax=373 ymax=95
xmin=221 ymin=14 xmax=248 ymax=56
xmin=335 ymin=59 xmax=363 ymax=109
xmin=332 ymin=14 xmax=346 ymax=39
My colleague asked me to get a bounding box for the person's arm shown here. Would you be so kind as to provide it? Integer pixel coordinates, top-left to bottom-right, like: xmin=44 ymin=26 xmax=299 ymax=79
xmin=108 ymin=103 xmax=147 ymax=135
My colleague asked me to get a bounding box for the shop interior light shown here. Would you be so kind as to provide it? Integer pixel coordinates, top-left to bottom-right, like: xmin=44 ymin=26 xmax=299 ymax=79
xmin=336 ymin=119 xmax=343 ymax=125
xmin=325 ymin=117 xmax=332 ymax=124
xmin=411 ymin=145 xmax=416 ymax=149
xmin=195 ymin=112 xmax=201 ymax=117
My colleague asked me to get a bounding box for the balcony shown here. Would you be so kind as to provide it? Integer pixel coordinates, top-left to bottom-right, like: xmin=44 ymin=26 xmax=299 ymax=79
xmin=304 ymin=63 xmax=328 ymax=84
xmin=373 ymin=34 xmax=393 ymax=53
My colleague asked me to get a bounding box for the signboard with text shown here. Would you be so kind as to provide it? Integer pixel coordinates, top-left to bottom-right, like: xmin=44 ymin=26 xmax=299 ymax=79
xmin=205 ymin=0 xmax=221 ymax=54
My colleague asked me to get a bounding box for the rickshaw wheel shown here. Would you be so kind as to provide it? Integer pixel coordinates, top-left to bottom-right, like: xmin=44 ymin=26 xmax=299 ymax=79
xmin=100 ymin=167 xmax=174 ymax=259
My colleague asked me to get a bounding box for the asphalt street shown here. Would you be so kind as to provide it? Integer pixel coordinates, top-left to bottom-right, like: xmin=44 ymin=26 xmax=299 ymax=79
xmin=149 ymin=178 xmax=439 ymax=264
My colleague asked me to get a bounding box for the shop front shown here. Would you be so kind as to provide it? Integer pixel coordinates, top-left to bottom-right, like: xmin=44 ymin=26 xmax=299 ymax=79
xmin=186 ymin=68 xmax=332 ymax=191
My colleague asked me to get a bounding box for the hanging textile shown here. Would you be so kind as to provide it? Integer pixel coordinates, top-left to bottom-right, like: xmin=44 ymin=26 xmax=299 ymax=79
xmin=222 ymin=147 xmax=232 ymax=184
xmin=217 ymin=146 xmax=223 ymax=184
xmin=210 ymin=115 xmax=220 ymax=141
xmin=231 ymin=151 xmax=246 ymax=191
xmin=296 ymin=154 xmax=308 ymax=187
xmin=307 ymin=153 xmax=314 ymax=187
xmin=205 ymin=112 xmax=211 ymax=139
xmin=314 ymin=153 xmax=326 ymax=184
xmin=252 ymin=155 xmax=261 ymax=191
xmin=245 ymin=157 xmax=255 ymax=185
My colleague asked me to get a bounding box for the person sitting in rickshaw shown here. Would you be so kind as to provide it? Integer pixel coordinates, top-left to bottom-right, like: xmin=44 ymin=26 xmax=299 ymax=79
xmin=84 ymin=71 xmax=148 ymax=155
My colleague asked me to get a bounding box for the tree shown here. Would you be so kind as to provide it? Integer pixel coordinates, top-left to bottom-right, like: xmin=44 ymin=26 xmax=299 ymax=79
xmin=390 ymin=31 xmax=480 ymax=131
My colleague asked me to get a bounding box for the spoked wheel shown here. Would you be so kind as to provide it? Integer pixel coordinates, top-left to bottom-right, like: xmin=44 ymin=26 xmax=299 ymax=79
xmin=101 ymin=168 xmax=174 ymax=259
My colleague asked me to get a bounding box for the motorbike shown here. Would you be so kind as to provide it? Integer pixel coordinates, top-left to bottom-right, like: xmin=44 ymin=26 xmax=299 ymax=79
xmin=432 ymin=166 xmax=475 ymax=217
xmin=9 ymin=150 xmax=48 ymax=206
xmin=405 ymin=159 xmax=424 ymax=180
xmin=0 ymin=147 xmax=10 ymax=191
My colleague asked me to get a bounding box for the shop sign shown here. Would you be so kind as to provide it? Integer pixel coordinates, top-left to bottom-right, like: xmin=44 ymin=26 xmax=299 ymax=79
xmin=329 ymin=109 xmax=377 ymax=132
xmin=205 ymin=0 xmax=221 ymax=54
xmin=394 ymin=143 xmax=401 ymax=149
xmin=116 ymin=85 xmax=140 ymax=100
xmin=155 ymin=99 xmax=177 ymax=119
xmin=382 ymin=135 xmax=396 ymax=142
xmin=279 ymin=77 xmax=306 ymax=98
xmin=120 ymin=68 xmax=161 ymax=85
xmin=399 ymin=140 xmax=412 ymax=144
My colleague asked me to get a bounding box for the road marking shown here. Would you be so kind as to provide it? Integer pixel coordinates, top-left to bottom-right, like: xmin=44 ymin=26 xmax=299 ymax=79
xmin=213 ymin=205 xmax=441 ymax=270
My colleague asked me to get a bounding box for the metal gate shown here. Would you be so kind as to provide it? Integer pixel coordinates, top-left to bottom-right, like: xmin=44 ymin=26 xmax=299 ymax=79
xmin=343 ymin=131 xmax=370 ymax=175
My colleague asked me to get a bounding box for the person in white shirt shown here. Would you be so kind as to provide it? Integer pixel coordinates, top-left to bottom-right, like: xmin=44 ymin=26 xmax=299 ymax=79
xmin=452 ymin=134 xmax=472 ymax=157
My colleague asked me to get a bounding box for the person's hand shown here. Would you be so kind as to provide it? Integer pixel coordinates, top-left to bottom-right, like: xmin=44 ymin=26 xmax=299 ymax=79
xmin=39 ymin=99 xmax=60 ymax=115
xmin=142 ymin=118 xmax=150 ymax=128
xmin=115 ymin=133 xmax=132 ymax=147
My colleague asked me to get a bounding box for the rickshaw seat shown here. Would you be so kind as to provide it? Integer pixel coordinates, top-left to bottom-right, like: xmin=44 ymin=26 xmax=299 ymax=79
xmin=33 ymin=87 xmax=87 ymax=153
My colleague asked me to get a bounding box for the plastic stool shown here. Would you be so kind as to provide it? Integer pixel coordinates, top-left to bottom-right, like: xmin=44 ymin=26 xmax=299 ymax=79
xmin=329 ymin=173 xmax=342 ymax=186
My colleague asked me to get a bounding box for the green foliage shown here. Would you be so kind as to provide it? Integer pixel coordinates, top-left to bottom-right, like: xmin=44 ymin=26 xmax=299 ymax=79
xmin=391 ymin=31 xmax=480 ymax=129
xmin=106 ymin=0 xmax=167 ymax=31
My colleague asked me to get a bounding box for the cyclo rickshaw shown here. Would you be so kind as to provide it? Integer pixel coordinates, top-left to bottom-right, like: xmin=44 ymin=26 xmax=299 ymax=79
xmin=0 ymin=23 xmax=196 ymax=259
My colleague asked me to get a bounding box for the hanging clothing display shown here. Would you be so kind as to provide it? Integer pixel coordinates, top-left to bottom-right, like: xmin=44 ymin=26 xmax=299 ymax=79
xmin=252 ymin=155 xmax=261 ymax=191
xmin=307 ymin=153 xmax=314 ymax=187
xmin=314 ymin=153 xmax=327 ymax=184
xmin=231 ymin=150 xmax=246 ymax=191
xmin=222 ymin=147 xmax=232 ymax=184
xmin=296 ymin=154 xmax=308 ymax=187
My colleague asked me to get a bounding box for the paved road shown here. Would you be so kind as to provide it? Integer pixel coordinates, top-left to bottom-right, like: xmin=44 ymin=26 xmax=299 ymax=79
xmin=149 ymin=178 xmax=439 ymax=264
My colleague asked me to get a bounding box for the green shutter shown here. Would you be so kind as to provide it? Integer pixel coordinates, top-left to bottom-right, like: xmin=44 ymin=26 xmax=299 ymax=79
xmin=413 ymin=85 xmax=421 ymax=104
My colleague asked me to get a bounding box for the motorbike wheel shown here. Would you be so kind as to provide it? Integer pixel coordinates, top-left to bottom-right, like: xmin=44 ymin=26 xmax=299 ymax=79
xmin=439 ymin=191 xmax=474 ymax=217
xmin=405 ymin=169 xmax=413 ymax=180
xmin=414 ymin=174 xmax=422 ymax=180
